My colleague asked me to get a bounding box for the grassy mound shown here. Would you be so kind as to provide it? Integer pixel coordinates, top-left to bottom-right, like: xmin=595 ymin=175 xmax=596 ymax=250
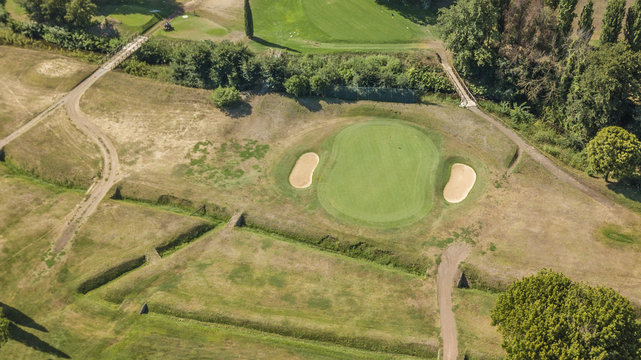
xmin=252 ymin=0 xmax=430 ymax=49
xmin=318 ymin=120 xmax=439 ymax=227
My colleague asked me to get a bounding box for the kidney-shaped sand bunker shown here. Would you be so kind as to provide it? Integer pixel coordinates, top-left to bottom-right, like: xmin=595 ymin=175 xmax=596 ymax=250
xmin=443 ymin=163 xmax=476 ymax=203
xmin=289 ymin=152 xmax=320 ymax=189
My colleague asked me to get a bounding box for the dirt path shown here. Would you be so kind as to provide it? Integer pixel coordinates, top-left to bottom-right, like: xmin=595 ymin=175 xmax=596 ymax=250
xmin=52 ymin=36 xmax=148 ymax=252
xmin=433 ymin=44 xmax=614 ymax=207
xmin=437 ymin=243 xmax=471 ymax=360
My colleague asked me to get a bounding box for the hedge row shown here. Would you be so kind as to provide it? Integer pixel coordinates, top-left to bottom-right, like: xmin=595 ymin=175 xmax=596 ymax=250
xmin=155 ymin=223 xmax=217 ymax=257
xmin=152 ymin=304 xmax=438 ymax=358
xmin=458 ymin=262 xmax=510 ymax=293
xmin=77 ymin=256 xmax=146 ymax=294
xmin=243 ymin=217 xmax=428 ymax=276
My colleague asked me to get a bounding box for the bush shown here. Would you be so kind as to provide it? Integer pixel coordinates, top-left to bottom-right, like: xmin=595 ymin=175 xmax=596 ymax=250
xmin=284 ymin=75 xmax=309 ymax=97
xmin=309 ymin=75 xmax=329 ymax=96
xmin=210 ymin=86 xmax=241 ymax=108
xmin=119 ymin=58 xmax=152 ymax=77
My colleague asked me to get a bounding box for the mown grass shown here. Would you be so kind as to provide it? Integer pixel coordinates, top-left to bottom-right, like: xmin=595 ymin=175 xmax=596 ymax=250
xmin=251 ymin=0 xmax=433 ymax=52
xmin=156 ymin=14 xmax=229 ymax=41
xmin=317 ymin=119 xmax=440 ymax=227
xmin=95 ymin=229 xmax=440 ymax=356
xmin=95 ymin=0 xmax=177 ymax=36
xmin=453 ymin=289 xmax=504 ymax=360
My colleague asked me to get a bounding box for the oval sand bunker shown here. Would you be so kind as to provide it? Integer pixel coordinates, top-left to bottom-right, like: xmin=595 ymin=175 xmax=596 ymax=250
xmin=289 ymin=152 xmax=319 ymax=189
xmin=443 ymin=163 xmax=476 ymax=203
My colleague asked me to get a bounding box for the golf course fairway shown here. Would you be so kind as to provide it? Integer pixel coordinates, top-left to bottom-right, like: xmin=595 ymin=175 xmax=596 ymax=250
xmin=318 ymin=120 xmax=439 ymax=227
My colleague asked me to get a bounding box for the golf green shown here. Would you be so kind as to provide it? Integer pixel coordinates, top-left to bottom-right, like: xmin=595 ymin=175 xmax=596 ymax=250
xmin=318 ymin=120 xmax=439 ymax=227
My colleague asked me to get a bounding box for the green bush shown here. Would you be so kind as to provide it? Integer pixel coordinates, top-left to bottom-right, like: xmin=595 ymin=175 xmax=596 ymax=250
xmin=77 ymin=256 xmax=146 ymax=294
xmin=155 ymin=223 xmax=216 ymax=256
xmin=210 ymin=86 xmax=242 ymax=108
xmin=284 ymin=75 xmax=309 ymax=97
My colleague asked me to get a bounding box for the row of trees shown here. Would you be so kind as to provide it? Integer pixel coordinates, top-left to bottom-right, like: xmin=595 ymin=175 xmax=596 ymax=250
xmin=134 ymin=39 xmax=453 ymax=98
xmin=19 ymin=0 xmax=97 ymax=29
xmin=439 ymin=0 xmax=641 ymax=181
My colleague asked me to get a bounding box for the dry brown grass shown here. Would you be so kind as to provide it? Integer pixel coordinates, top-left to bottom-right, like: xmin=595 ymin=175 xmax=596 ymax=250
xmin=453 ymin=289 xmax=503 ymax=359
xmin=0 ymin=46 xmax=96 ymax=138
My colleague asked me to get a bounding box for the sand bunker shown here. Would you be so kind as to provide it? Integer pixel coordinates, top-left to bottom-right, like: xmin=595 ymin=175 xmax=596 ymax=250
xmin=36 ymin=59 xmax=79 ymax=78
xmin=443 ymin=163 xmax=476 ymax=203
xmin=289 ymin=152 xmax=319 ymax=189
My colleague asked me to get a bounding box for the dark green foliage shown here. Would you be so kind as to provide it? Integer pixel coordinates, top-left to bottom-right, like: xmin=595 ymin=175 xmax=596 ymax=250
xmin=210 ymin=86 xmax=241 ymax=108
xmin=77 ymin=256 xmax=146 ymax=294
xmin=20 ymin=0 xmax=96 ymax=28
xmin=625 ymin=0 xmax=641 ymax=51
xmin=152 ymin=304 xmax=438 ymax=358
xmin=119 ymin=59 xmax=152 ymax=77
xmin=170 ymin=40 xmax=215 ymax=88
xmin=557 ymin=0 xmax=579 ymax=41
xmin=0 ymin=311 xmax=8 ymax=348
xmin=136 ymin=39 xmax=175 ymax=65
xmin=565 ymin=43 xmax=641 ymax=143
xmin=601 ymin=0 xmax=627 ymax=44
xmin=244 ymin=0 xmax=253 ymax=38
xmin=209 ymin=41 xmax=259 ymax=90
xmin=586 ymin=126 xmax=641 ymax=182
xmin=155 ymin=223 xmax=216 ymax=256
xmin=438 ymin=0 xmax=501 ymax=75
xmin=284 ymin=75 xmax=309 ymax=97
xmin=578 ymin=0 xmax=595 ymax=40
xmin=7 ymin=19 xmax=120 ymax=52
xmin=491 ymin=270 xmax=641 ymax=359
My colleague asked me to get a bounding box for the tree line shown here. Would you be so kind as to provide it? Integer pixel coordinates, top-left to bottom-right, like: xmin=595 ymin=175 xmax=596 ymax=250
xmin=439 ymin=0 xmax=641 ymax=181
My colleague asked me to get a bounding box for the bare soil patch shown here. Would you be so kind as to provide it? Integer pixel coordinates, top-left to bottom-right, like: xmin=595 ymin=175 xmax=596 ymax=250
xmin=36 ymin=59 xmax=81 ymax=78
xmin=289 ymin=152 xmax=319 ymax=189
xmin=443 ymin=163 xmax=476 ymax=203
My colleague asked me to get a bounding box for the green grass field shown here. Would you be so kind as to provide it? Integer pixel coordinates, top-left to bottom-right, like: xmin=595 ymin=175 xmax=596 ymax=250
xmin=317 ymin=120 xmax=439 ymax=227
xmin=156 ymin=14 xmax=229 ymax=41
xmin=251 ymin=0 xmax=433 ymax=51
xmin=95 ymin=0 xmax=177 ymax=36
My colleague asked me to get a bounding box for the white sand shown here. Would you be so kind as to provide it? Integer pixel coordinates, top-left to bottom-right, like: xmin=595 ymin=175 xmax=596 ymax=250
xmin=36 ymin=59 xmax=79 ymax=78
xmin=289 ymin=152 xmax=319 ymax=189
xmin=443 ymin=163 xmax=476 ymax=203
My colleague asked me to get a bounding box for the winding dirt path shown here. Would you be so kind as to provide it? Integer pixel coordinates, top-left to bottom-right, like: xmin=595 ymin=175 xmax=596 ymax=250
xmin=437 ymin=243 xmax=471 ymax=360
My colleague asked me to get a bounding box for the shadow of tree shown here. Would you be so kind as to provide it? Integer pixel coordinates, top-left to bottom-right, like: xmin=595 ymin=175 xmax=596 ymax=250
xmin=225 ymin=101 xmax=253 ymax=118
xmin=607 ymin=175 xmax=641 ymax=204
xmin=96 ymin=0 xmax=182 ymax=18
xmin=0 ymin=302 xmax=47 ymax=332
xmin=8 ymin=323 xmax=70 ymax=358
xmin=295 ymin=97 xmax=352 ymax=112
xmin=375 ymin=0 xmax=455 ymax=25
xmin=250 ymin=36 xmax=301 ymax=53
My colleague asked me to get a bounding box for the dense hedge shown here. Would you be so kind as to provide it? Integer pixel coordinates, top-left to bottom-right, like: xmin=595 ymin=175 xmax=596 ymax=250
xmin=458 ymin=262 xmax=510 ymax=293
xmin=152 ymin=304 xmax=438 ymax=358
xmin=77 ymin=256 xmax=146 ymax=294
xmin=155 ymin=223 xmax=217 ymax=256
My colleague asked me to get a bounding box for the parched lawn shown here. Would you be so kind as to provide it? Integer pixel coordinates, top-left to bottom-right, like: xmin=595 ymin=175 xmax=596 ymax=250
xmin=94 ymin=229 xmax=440 ymax=356
xmin=317 ymin=120 xmax=440 ymax=227
xmin=156 ymin=14 xmax=228 ymax=41
xmin=251 ymin=0 xmax=433 ymax=51
xmin=453 ymin=289 xmax=504 ymax=359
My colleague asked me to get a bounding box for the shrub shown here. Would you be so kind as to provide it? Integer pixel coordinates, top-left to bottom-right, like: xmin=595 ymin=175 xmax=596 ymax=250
xmin=210 ymin=86 xmax=241 ymax=108
xmin=284 ymin=75 xmax=309 ymax=97
xmin=309 ymin=75 xmax=329 ymax=96
xmin=0 ymin=311 xmax=8 ymax=348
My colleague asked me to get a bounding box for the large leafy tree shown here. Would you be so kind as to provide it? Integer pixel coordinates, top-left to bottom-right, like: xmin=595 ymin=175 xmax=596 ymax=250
xmin=564 ymin=43 xmax=641 ymax=143
xmin=438 ymin=0 xmax=502 ymax=75
xmin=601 ymin=0 xmax=627 ymax=44
xmin=625 ymin=0 xmax=641 ymax=51
xmin=64 ymin=0 xmax=96 ymax=29
xmin=587 ymin=126 xmax=641 ymax=182
xmin=20 ymin=0 xmax=95 ymax=28
xmin=492 ymin=270 xmax=641 ymax=359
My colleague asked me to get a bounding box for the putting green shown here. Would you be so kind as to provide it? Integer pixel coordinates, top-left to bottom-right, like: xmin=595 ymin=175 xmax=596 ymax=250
xmin=318 ymin=120 xmax=439 ymax=227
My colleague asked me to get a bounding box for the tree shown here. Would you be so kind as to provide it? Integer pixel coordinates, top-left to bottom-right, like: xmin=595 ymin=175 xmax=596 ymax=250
xmin=578 ymin=0 xmax=595 ymax=40
xmin=565 ymin=43 xmax=641 ymax=143
xmin=586 ymin=126 xmax=641 ymax=182
xmin=64 ymin=0 xmax=96 ymax=28
xmin=284 ymin=75 xmax=309 ymax=97
xmin=210 ymin=86 xmax=241 ymax=108
xmin=557 ymin=0 xmax=579 ymax=41
xmin=601 ymin=0 xmax=626 ymax=44
xmin=625 ymin=0 xmax=641 ymax=51
xmin=491 ymin=270 xmax=641 ymax=359
xmin=0 ymin=311 xmax=8 ymax=349
xmin=438 ymin=0 xmax=502 ymax=75
xmin=244 ymin=0 xmax=253 ymax=38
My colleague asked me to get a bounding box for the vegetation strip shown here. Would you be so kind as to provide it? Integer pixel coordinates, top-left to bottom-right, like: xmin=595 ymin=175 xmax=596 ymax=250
xmin=150 ymin=304 xmax=438 ymax=358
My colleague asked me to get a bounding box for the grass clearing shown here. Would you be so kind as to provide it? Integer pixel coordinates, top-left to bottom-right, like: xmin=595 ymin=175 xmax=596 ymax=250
xmin=251 ymin=0 xmax=434 ymax=51
xmin=0 ymin=46 xmax=96 ymax=138
xmin=156 ymin=14 xmax=229 ymax=41
xmin=95 ymin=0 xmax=179 ymax=36
xmin=317 ymin=120 xmax=440 ymax=227
xmin=453 ymin=289 xmax=504 ymax=360
xmin=95 ymin=229 xmax=440 ymax=356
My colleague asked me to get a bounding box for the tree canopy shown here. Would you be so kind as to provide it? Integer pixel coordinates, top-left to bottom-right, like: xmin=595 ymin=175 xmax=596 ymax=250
xmin=601 ymin=0 xmax=626 ymax=44
xmin=587 ymin=126 xmax=641 ymax=182
xmin=20 ymin=0 xmax=96 ymax=28
xmin=491 ymin=270 xmax=641 ymax=359
xmin=625 ymin=0 xmax=641 ymax=51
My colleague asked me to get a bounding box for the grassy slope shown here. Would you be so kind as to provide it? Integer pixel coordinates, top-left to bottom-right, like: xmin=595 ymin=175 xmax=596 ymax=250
xmin=251 ymin=0 xmax=433 ymax=51
xmin=4 ymin=107 xmax=102 ymax=189
xmin=94 ymin=228 xmax=440 ymax=353
xmin=0 ymin=46 xmax=96 ymax=138
xmin=317 ymin=120 xmax=439 ymax=226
